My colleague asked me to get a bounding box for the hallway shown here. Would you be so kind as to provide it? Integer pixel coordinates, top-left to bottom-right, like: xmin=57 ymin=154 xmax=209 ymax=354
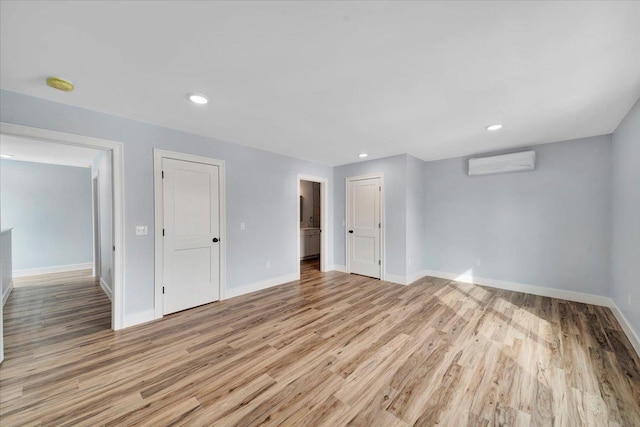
xmin=1 ymin=270 xmax=111 ymax=362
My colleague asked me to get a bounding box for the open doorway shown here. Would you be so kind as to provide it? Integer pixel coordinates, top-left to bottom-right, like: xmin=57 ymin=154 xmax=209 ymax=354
xmin=0 ymin=135 xmax=111 ymax=356
xmin=0 ymin=123 xmax=124 ymax=363
xmin=297 ymin=174 xmax=328 ymax=278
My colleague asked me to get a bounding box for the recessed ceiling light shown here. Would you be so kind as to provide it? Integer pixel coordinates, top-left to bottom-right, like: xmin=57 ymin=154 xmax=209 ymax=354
xmin=486 ymin=124 xmax=503 ymax=131
xmin=358 ymin=153 xmax=368 ymax=158
xmin=1 ymin=154 xmax=14 ymax=158
xmin=188 ymin=93 xmax=209 ymax=105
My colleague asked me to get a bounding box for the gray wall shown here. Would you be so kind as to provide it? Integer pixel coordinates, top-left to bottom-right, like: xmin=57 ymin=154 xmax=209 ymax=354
xmin=0 ymin=159 xmax=93 ymax=271
xmin=423 ymin=135 xmax=613 ymax=296
xmin=1 ymin=229 xmax=12 ymax=300
xmin=611 ymin=98 xmax=640 ymax=335
xmin=0 ymin=90 xmax=333 ymax=318
xmin=333 ymin=154 xmax=407 ymax=277
xmin=92 ymin=150 xmax=113 ymax=290
xmin=2 ymin=87 xmax=635 ymax=339
xmin=405 ymin=155 xmax=425 ymax=279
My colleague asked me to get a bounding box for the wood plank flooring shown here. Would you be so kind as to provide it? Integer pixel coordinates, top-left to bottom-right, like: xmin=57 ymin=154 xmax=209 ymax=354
xmin=1 ymin=264 xmax=639 ymax=426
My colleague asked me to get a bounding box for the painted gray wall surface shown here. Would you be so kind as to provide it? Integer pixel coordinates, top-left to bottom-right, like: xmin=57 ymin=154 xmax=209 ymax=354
xmin=334 ymin=154 xmax=407 ymax=277
xmin=1 ymin=229 xmax=11 ymax=300
xmin=611 ymin=98 xmax=640 ymax=335
xmin=92 ymin=150 xmax=113 ymax=289
xmin=0 ymin=159 xmax=93 ymax=270
xmin=405 ymin=155 xmax=425 ymax=279
xmin=423 ymin=135 xmax=612 ymax=295
xmin=0 ymin=90 xmax=333 ymax=317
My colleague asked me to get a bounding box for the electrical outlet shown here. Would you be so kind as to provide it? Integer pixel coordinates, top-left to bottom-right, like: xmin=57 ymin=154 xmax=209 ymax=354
xmin=266 ymin=261 xmax=271 ymax=269
xmin=475 ymin=259 xmax=481 ymax=266
xmin=240 ymin=222 xmax=245 ymax=230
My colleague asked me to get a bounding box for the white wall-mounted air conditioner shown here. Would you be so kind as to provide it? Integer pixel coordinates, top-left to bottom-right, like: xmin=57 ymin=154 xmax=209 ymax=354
xmin=468 ymin=150 xmax=536 ymax=176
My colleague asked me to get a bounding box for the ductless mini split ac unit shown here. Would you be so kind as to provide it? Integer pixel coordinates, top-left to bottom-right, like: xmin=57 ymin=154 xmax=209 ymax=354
xmin=468 ymin=150 xmax=536 ymax=176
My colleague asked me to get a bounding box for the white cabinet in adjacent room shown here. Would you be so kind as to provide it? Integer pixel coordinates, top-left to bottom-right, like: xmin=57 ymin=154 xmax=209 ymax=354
xmin=300 ymin=228 xmax=321 ymax=259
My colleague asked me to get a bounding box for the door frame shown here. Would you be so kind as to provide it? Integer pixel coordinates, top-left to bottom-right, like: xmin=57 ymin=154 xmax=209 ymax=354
xmin=0 ymin=122 xmax=126 ymax=330
xmin=92 ymin=174 xmax=101 ymax=278
xmin=297 ymin=174 xmax=329 ymax=275
xmin=153 ymin=149 xmax=226 ymax=320
xmin=345 ymin=173 xmax=386 ymax=280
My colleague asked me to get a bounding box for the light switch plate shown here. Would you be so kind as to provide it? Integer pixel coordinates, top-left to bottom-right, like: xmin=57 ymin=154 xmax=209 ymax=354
xmin=135 ymin=225 xmax=148 ymax=236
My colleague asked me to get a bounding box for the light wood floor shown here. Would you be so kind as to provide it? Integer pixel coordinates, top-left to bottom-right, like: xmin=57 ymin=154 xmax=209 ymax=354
xmin=11 ymin=269 xmax=98 ymax=288
xmin=1 ymin=264 xmax=639 ymax=426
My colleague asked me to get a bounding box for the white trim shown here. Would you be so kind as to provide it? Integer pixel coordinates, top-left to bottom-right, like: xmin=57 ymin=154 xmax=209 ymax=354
xmin=297 ymin=174 xmax=329 ymax=275
xmin=153 ymin=149 xmax=227 ymax=320
xmin=407 ymin=270 xmax=428 ymax=285
xmin=2 ymin=281 xmax=13 ymax=306
xmin=1 ymin=122 xmax=125 ymax=330
xmin=124 ymin=309 xmax=156 ymax=328
xmin=225 ymin=273 xmax=299 ymax=299
xmin=609 ymin=303 xmax=640 ymax=357
xmin=421 ymin=269 xmax=639 ymax=357
xmin=99 ymin=277 xmax=113 ymax=302
xmin=381 ymin=270 xmax=430 ymax=286
xmin=331 ymin=265 xmax=346 ymax=273
xmin=384 ymin=273 xmax=408 ymax=286
xmin=13 ymin=262 xmax=93 ymax=278
xmin=345 ymin=173 xmax=385 ymax=280
xmin=422 ymin=269 xmax=612 ymax=307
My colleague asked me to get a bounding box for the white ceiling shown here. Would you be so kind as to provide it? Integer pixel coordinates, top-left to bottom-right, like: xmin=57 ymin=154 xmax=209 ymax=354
xmin=0 ymin=134 xmax=101 ymax=168
xmin=1 ymin=1 xmax=639 ymax=166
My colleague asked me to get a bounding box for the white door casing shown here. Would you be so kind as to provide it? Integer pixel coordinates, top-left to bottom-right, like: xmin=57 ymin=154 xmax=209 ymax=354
xmin=92 ymin=175 xmax=101 ymax=278
xmin=162 ymin=158 xmax=221 ymax=315
xmin=347 ymin=176 xmax=382 ymax=279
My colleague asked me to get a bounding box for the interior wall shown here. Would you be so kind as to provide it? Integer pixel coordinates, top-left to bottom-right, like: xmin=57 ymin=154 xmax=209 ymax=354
xmin=0 ymin=89 xmax=333 ymax=320
xmin=91 ymin=150 xmax=113 ymax=291
xmin=423 ymin=135 xmax=613 ymax=296
xmin=405 ymin=154 xmax=426 ymax=281
xmin=0 ymin=159 xmax=93 ymax=272
xmin=333 ymin=154 xmax=407 ymax=278
xmin=611 ymin=97 xmax=640 ymax=336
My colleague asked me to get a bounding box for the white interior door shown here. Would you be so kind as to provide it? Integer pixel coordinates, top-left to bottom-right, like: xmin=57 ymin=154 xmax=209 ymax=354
xmin=347 ymin=177 xmax=381 ymax=278
xmin=162 ymin=158 xmax=220 ymax=315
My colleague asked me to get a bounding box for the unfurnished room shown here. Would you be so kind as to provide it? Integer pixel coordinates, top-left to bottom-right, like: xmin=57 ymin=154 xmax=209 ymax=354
xmin=0 ymin=1 xmax=639 ymax=425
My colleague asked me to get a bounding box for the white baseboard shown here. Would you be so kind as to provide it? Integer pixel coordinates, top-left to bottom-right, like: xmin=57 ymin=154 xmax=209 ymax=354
xmin=13 ymin=262 xmax=93 ymax=278
xmin=422 ymin=269 xmax=639 ymax=357
xmin=422 ymin=269 xmax=612 ymax=307
xmin=99 ymin=277 xmax=112 ymax=302
xmin=2 ymin=280 xmax=13 ymax=306
xmin=407 ymin=270 xmax=429 ymax=285
xmin=331 ymin=265 xmax=346 ymax=273
xmin=384 ymin=273 xmax=408 ymax=286
xmin=124 ymin=309 xmax=156 ymax=328
xmin=225 ymin=273 xmax=300 ymax=299
xmin=608 ymin=303 xmax=640 ymax=357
